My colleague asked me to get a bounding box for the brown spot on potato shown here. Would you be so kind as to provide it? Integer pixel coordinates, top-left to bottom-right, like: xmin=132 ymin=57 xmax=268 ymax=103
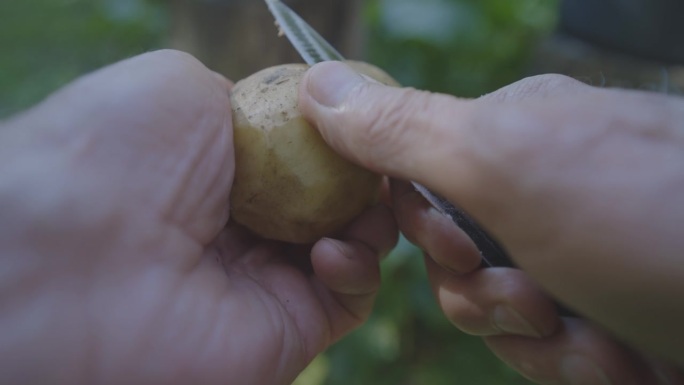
xmin=229 ymin=62 xmax=398 ymax=243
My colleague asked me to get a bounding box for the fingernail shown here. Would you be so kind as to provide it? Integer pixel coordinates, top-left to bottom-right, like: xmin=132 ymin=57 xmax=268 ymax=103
xmin=492 ymin=305 xmax=543 ymax=338
xmin=560 ymin=355 xmax=612 ymax=385
xmin=307 ymin=62 xmax=365 ymax=108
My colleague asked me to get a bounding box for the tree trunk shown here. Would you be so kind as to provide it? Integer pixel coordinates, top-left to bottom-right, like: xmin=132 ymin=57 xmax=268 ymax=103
xmin=168 ymin=0 xmax=365 ymax=81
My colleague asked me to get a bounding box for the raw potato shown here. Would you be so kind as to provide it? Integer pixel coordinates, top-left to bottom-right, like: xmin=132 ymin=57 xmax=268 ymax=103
xmin=229 ymin=61 xmax=397 ymax=243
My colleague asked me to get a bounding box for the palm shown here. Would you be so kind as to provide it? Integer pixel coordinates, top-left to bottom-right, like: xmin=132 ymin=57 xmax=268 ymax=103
xmin=171 ymin=224 xmax=349 ymax=385
xmin=93 ymin=212 xmax=391 ymax=385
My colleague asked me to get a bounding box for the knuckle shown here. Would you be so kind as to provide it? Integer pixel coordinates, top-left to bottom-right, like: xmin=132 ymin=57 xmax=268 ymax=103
xmin=523 ymin=73 xmax=585 ymax=91
xmin=138 ymin=50 xmax=208 ymax=85
xmin=136 ymin=50 xmax=226 ymax=115
xmin=352 ymin=86 xmax=432 ymax=170
xmin=147 ymin=49 xmax=201 ymax=67
xmin=394 ymin=192 xmax=427 ymax=244
xmin=436 ymin=276 xmax=494 ymax=335
xmin=485 ymin=74 xmax=587 ymax=102
xmin=516 ymin=74 xmax=585 ymax=97
xmin=494 ymin=273 xmax=531 ymax=301
xmin=441 ymin=300 xmax=492 ymax=336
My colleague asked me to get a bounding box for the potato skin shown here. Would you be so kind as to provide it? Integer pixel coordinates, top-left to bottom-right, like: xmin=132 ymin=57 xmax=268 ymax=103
xmin=229 ymin=63 xmax=387 ymax=243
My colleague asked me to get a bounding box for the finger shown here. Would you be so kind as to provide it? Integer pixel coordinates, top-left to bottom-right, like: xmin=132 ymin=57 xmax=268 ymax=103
xmin=391 ymin=179 xmax=481 ymax=274
xmin=311 ymin=237 xmax=378 ymax=342
xmin=378 ymin=177 xmax=392 ymax=206
xmin=425 ymin=256 xmax=559 ymax=338
xmin=313 ymin=204 xmax=397 ymax=295
xmin=485 ymin=318 xmax=668 ymax=385
xmin=311 ymin=238 xmax=379 ymax=298
xmin=299 ymin=63 xmax=592 ymax=201
xmin=340 ymin=203 xmax=398 ymax=259
xmin=310 ymin=204 xmax=397 ymax=340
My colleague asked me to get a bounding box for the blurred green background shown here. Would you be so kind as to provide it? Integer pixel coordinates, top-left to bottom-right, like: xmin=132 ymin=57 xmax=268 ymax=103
xmin=0 ymin=0 xmax=559 ymax=383
xmin=0 ymin=0 xmax=559 ymax=118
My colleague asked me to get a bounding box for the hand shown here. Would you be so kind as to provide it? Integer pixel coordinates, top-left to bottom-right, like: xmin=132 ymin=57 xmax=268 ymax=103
xmin=298 ymin=61 xmax=684 ymax=384
xmin=0 ymin=51 xmax=397 ymax=385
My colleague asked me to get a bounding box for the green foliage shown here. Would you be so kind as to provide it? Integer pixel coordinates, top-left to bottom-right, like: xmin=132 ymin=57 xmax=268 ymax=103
xmin=0 ymin=0 xmax=166 ymax=117
xmin=364 ymin=0 xmax=558 ymax=96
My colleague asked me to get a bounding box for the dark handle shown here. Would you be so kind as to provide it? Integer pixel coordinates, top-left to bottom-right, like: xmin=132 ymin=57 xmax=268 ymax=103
xmin=412 ymin=183 xmax=578 ymax=318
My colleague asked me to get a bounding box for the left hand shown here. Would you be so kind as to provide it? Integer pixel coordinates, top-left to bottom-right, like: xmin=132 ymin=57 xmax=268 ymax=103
xmin=0 ymin=50 xmax=397 ymax=385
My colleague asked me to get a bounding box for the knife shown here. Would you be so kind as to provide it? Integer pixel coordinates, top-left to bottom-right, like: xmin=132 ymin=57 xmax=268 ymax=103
xmin=264 ymin=0 xmax=516 ymax=270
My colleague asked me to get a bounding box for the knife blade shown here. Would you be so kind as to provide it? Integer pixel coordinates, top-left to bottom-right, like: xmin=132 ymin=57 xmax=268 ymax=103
xmin=264 ymin=0 xmax=514 ymax=269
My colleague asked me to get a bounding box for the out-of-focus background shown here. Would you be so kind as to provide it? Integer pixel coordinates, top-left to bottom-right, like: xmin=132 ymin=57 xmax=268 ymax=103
xmin=2 ymin=0 xmax=683 ymax=384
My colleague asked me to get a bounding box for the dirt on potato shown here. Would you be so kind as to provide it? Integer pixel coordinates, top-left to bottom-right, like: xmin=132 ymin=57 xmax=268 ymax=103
xmin=229 ymin=62 xmax=396 ymax=243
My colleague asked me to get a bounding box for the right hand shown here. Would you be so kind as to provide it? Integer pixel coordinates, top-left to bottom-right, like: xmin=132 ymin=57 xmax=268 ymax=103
xmin=298 ymin=61 xmax=684 ymax=384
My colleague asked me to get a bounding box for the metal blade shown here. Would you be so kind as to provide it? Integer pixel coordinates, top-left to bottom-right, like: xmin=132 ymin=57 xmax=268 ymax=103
xmin=262 ymin=0 xmax=514 ymax=270
xmin=265 ymin=0 xmax=344 ymax=65
xmin=411 ymin=184 xmax=514 ymax=268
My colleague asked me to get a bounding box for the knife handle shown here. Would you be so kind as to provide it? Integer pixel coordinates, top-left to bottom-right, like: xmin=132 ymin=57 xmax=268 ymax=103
xmin=411 ymin=182 xmax=578 ymax=318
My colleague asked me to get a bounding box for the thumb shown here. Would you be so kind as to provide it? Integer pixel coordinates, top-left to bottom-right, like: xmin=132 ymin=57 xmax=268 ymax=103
xmin=298 ymin=61 xmax=482 ymax=201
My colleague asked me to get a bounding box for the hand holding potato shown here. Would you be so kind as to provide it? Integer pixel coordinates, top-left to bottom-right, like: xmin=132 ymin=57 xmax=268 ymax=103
xmin=0 ymin=51 xmax=397 ymax=385
xmin=299 ymin=61 xmax=684 ymax=384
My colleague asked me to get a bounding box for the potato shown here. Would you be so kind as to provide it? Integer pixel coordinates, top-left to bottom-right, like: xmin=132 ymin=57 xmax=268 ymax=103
xmin=229 ymin=61 xmax=397 ymax=243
